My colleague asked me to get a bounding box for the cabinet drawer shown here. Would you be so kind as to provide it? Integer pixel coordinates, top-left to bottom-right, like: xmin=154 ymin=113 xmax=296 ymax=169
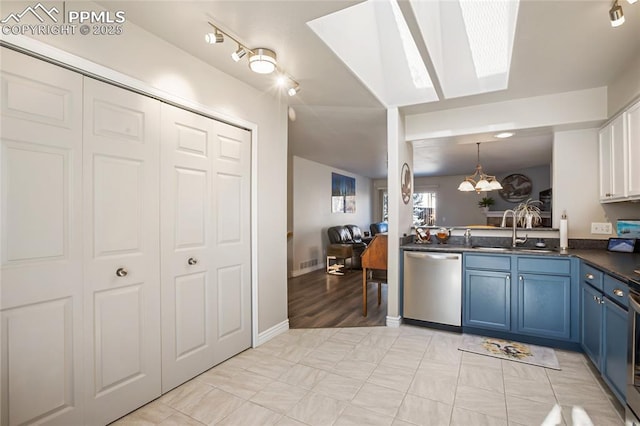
xmin=604 ymin=275 xmax=629 ymax=308
xmin=582 ymin=263 xmax=604 ymax=290
xmin=465 ymin=254 xmax=511 ymax=271
xmin=517 ymin=257 xmax=571 ymax=275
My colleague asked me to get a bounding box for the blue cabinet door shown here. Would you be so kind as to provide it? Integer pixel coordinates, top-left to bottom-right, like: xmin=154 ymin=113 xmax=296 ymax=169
xmin=580 ymin=282 xmax=603 ymax=368
xmin=464 ymin=269 xmax=510 ymax=331
xmin=517 ymin=273 xmax=571 ymax=339
xmin=603 ymin=298 xmax=628 ymax=403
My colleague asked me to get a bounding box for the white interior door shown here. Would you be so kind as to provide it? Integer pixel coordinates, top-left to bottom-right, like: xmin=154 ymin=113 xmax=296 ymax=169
xmin=160 ymin=104 xmax=216 ymax=392
xmin=210 ymin=120 xmax=252 ymax=363
xmin=1 ymin=48 xmax=84 ymax=426
xmin=82 ymin=78 xmax=161 ymax=425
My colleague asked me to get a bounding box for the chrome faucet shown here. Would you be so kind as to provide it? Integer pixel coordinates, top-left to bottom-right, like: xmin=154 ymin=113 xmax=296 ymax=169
xmin=501 ymin=209 xmax=528 ymax=247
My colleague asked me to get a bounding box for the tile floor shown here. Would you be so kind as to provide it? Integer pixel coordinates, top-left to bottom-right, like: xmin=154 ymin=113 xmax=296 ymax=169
xmin=113 ymin=325 xmax=624 ymax=426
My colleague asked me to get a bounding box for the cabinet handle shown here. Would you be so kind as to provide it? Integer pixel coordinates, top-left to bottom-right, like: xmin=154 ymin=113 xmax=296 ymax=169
xmin=585 ymin=273 xmax=594 ymax=280
xmin=613 ymin=289 xmax=624 ymax=297
xmin=605 ymin=193 xmax=612 ymax=197
xmin=506 ymin=274 xmax=510 ymax=281
xmin=519 ymin=275 xmax=523 ymax=281
xmin=116 ymin=268 xmax=128 ymax=277
xmin=188 ymin=257 xmax=198 ymax=266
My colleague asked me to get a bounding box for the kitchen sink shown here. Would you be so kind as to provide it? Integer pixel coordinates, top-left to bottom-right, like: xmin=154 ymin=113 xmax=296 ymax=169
xmin=472 ymin=246 xmax=558 ymax=254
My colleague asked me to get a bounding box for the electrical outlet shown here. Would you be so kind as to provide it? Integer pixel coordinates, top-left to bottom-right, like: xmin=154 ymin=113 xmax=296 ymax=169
xmin=591 ymin=222 xmax=613 ymax=234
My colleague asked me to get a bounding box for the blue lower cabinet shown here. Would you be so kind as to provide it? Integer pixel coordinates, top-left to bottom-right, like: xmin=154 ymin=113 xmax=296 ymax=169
xmin=580 ymin=282 xmax=603 ymax=367
xmin=603 ymin=296 xmax=628 ymax=402
xmin=517 ymin=273 xmax=571 ymax=339
xmin=464 ymin=269 xmax=510 ymax=331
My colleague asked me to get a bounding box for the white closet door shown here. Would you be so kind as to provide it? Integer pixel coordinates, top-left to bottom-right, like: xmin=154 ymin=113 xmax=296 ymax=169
xmin=160 ymin=104 xmax=216 ymax=391
xmin=210 ymin=120 xmax=252 ymax=363
xmin=82 ymin=78 xmax=161 ymax=425
xmin=160 ymin=104 xmax=252 ymax=391
xmin=1 ymin=48 xmax=84 ymax=426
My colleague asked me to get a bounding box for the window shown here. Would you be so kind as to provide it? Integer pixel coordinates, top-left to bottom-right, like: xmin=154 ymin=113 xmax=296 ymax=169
xmin=380 ymin=190 xmax=437 ymax=226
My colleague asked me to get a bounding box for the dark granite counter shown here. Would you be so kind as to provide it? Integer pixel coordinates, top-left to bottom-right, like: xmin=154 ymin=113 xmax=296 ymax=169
xmin=401 ymin=243 xmax=640 ymax=287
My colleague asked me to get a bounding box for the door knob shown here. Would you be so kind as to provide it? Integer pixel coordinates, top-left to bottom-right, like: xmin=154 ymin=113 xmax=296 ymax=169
xmin=188 ymin=257 xmax=198 ymax=265
xmin=585 ymin=274 xmax=594 ymax=280
xmin=116 ymin=268 xmax=128 ymax=277
xmin=613 ymin=289 xmax=624 ymax=297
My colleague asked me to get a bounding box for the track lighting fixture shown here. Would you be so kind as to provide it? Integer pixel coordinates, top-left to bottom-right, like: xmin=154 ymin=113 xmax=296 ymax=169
xmin=231 ymin=46 xmax=247 ymax=62
xmin=610 ymin=1 xmax=625 ymax=27
xmin=206 ymin=22 xmax=300 ymax=95
xmin=204 ymin=30 xmax=223 ymax=44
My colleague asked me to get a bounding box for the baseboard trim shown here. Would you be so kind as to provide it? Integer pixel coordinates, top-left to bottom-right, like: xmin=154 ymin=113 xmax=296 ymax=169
xmin=290 ymin=263 xmax=325 ymax=277
xmin=386 ymin=316 xmax=402 ymax=328
xmin=255 ymin=319 xmax=289 ymax=347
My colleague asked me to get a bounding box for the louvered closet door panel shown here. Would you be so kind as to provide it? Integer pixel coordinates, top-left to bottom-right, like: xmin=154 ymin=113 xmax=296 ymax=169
xmin=160 ymin=103 xmax=217 ymax=392
xmin=0 ymin=47 xmax=84 ymax=426
xmin=211 ymin=121 xmax=252 ymax=364
xmin=83 ymin=77 xmax=161 ymax=425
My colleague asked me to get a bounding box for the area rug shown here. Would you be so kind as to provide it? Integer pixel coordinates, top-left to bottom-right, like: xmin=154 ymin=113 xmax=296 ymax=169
xmin=458 ymin=334 xmax=561 ymax=370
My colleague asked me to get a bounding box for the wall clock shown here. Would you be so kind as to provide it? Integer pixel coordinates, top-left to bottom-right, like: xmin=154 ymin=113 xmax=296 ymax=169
xmin=401 ymin=163 xmax=412 ymax=204
xmin=499 ymin=173 xmax=532 ymax=202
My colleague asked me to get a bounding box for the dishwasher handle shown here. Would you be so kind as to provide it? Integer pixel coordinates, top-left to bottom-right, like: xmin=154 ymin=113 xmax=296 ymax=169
xmin=405 ymin=251 xmax=461 ymax=261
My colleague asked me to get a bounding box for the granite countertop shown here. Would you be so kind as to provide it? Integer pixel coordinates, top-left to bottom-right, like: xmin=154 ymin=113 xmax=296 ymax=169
xmin=401 ymin=243 xmax=640 ymax=286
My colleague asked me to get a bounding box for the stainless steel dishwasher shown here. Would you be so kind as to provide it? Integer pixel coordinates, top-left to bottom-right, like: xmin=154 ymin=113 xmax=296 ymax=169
xmin=403 ymin=251 xmax=462 ymax=326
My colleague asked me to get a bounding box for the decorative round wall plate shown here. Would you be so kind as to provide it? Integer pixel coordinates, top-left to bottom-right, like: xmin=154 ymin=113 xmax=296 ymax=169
xmin=499 ymin=173 xmax=532 ymax=202
xmin=401 ymin=163 xmax=412 ymax=204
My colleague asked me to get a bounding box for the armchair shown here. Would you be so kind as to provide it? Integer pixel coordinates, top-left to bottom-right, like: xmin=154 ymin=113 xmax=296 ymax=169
xmin=327 ymin=225 xmax=367 ymax=269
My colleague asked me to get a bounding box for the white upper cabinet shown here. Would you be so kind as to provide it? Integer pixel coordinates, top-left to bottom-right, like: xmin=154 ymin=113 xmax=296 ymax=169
xmin=626 ymin=101 xmax=640 ymax=198
xmin=599 ymin=99 xmax=640 ymax=203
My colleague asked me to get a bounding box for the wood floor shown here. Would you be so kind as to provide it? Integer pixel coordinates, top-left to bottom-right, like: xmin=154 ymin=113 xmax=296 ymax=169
xmin=287 ymin=268 xmax=387 ymax=328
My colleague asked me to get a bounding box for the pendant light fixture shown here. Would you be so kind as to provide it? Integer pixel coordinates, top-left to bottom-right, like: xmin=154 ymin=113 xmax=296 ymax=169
xmin=610 ymin=0 xmax=625 ymax=27
xmin=458 ymin=143 xmax=503 ymax=192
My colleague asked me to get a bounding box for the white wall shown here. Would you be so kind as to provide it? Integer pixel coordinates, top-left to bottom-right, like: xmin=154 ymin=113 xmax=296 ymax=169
xmin=291 ymin=156 xmax=373 ymax=277
xmin=552 ymin=129 xmax=606 ymax=239
xmin=608 ymin=54 xmax=640 ymax=117
xmin=8 ymin=10 xmax=289 ymax=334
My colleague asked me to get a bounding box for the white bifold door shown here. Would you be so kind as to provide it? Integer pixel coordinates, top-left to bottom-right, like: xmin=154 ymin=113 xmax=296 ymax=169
xmin=160 ymin=103 xmax=252 ymax=392
xmin=1 ymin=48 xmax=84 ymax=425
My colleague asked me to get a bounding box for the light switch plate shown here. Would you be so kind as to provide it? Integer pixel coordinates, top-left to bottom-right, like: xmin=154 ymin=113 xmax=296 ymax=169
xmin=591 ymin=222 xmax=613 ymax=234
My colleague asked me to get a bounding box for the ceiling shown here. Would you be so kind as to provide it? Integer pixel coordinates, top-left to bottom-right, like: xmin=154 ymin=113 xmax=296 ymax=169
xmin=98 ymin=0 xmax=640 ymax=179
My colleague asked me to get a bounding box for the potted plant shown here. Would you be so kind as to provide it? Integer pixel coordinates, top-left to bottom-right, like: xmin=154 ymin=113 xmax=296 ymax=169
xmin=514 ymin=198 xmax=542 ymax=228
xmin=478 ymin=196 xmax=495 ymax=213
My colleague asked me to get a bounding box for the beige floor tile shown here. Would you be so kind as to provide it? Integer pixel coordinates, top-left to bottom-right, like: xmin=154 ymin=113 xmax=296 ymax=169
xmin=391 ymin=419 xmax=416 ymax=426
xmin=552 ymin=381 xmax=610 ymax=406
xmin=359 ymin=333 xmax=398 ymax=350
xmin=113 ymin=400 xmax=176 ymax=424
xmin=275 ymin=416 xmax=309 ymax=426
xmin=332 ymin=359 xmax=377 ymax=381
xmin=368 ymin=363 xmax=416 ymax=393
xmin=157 ymin=412 xmax=206 ymax=426
xmin=177 ymin=387 xmax=244 ymax=424
xmin=506 ymin=395 xmax=564 ymax=426
xmin=287 ymin=392 xmax=347 ymax=426
xmin=454 ymin=385 xmax=507 ymax=420
xmin=330 ymin=330 xmax=369 ymax=345
xmin=418 ymin=358 xmax=461 ymax=376
xmin=245 ymin=353 xmax=296 ymax=380
xmin=351 ymin=382 xmax=405 ymax=417
xmin=560 ymin=402 xmax=624 ymax=426
xmin=311 ymin=373 xmax=363 ymax=401
xmin=300 ymin=347 xmax=347 ymax=370
xmin=380 ymin=348 xmax=422 ymax=370
xmin=423 ymin=340 xmax=463 ymax=365
xmin=196 ymin=363 xmax=244 ymax=388
xmin=278 ymin=344 xmax=313 ymax=363
xmin=408 ymin=368 xmax=458 ymax=405
xmin=461 ymin=351 xmax=503 ymax=371
xmin=459 ymin=364 xmax=505 ymax=394
xmin=450 ymin=406 xmax=508 ymax=426
xmin=503 ymin=375 xmax=555 ymax=404
xmin=546 ymin=362 xmax=599 ymax=386
xmin=390 ymin=335 xmax=431 ymax=355
xmin=110 ymin=416 xmax=156 ymax=426
xmin=501 ymin=360 xmax=548 ymax=383
xmin=158 ymin=380 xmax=215 ymax=411
xmin=316 ymin=339 xmax=357 ymax=355
xmin=279 ymin=364 xmax=328 ymax=390
xmin=216 ymin=400 xmax=282 ymax=426
xmin=250 ymin=380 xmax=308 ymax=414
xmin=213 ymin=370 xmax=273 ymax=399
xmin=348 ymin=344 xmax=388 ymax=364
xmin=396 ymin=393 xmax=453 ymax=425
xmin=333 ymin=404 xmax=394 ymax=426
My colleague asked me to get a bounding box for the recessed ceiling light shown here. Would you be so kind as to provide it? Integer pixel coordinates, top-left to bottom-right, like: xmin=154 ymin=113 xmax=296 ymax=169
xmin=495 ymin=132 xmax=514 ymax=138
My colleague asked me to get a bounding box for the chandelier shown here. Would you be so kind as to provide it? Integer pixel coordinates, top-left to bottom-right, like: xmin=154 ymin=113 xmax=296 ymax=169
xmin=457 ymin=142 xmax=503 ymax=192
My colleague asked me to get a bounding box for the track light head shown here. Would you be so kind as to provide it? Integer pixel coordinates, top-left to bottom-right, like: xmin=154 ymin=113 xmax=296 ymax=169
xmin=627 ymin=0 xmax=637 ymax=4
xmin=287 ymin=83 xmax=300 ymax=97
xmin=610 ymin=1 xmax=625 ymax=27
xmin=231 ymin=46 xmax=247 ymax=62
xmin=205 ymin=30 xmax=224 ymax=44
